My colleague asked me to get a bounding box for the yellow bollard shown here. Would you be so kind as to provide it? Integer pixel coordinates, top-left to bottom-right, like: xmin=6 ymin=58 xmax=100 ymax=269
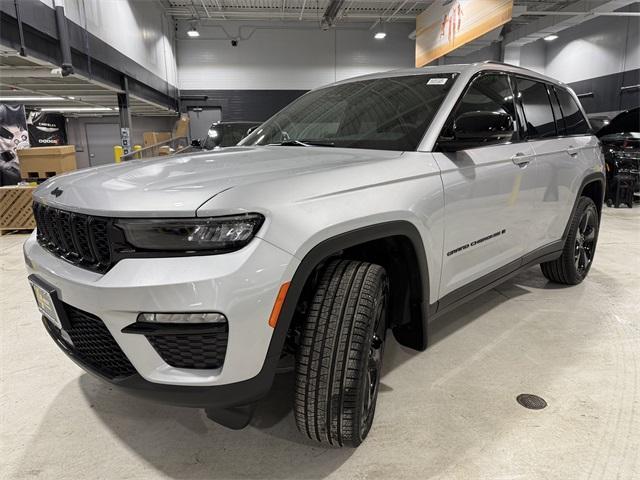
xmin=113 ymin=145 xmax=124 ymax=163
xmin=133 ymin=144 xmax=142 ymax=160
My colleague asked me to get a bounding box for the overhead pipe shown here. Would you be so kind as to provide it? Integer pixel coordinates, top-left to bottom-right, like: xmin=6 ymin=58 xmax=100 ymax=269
xmin=13 ymin=0 xmax=27 ymax=56
xmin=53 ymin=0 xmax=74 ymax=76
xmin=321 ymin=0 xmax=347 ymax=30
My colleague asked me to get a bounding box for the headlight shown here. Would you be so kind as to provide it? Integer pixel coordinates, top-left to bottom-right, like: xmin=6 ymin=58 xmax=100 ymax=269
xmin=116 ymin=213 xmax=264 ymax=251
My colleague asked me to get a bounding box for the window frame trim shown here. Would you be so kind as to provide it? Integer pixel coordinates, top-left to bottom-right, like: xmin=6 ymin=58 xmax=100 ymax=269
xmin=434 ymin=70 xmax=523 ymax=152
xmin=553 ymin=84 xmax=592 ymax=138
xmin=512 ymin=75 xmax=559 ymax=141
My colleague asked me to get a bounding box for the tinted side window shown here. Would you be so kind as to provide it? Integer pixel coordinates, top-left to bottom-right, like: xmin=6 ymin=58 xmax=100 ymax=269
xmin=548 ymin=87 xmax=566 ymax=135
xmin=555 ymin=87 xmax=590 ymax=135
xmin=446 ymin=73 xmax=517 ymax=145
xmin=516 ymin=78 xmax=556 ymax=139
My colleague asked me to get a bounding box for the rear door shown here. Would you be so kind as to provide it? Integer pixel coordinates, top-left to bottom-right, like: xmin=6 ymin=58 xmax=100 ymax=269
xmin=433 ymin=73 xmax=537 ymax=298
xmin=517 ymin=81 xmax=593 ymax=249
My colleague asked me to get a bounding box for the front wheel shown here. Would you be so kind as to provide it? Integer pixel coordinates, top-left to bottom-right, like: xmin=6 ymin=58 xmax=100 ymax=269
xmin=294 ymin=259 xmax=388 ymax=447
xmin=541 ymin=196 xmax=600 ymax=285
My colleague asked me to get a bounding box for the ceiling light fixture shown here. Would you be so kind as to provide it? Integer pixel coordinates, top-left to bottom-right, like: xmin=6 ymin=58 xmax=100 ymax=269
xmin=0 ymin=96 xmax=65 ymax=102
xmin=544 ymin=34 xmax=559 ymax=41
xmin=374 ymin=18 xmax=386 ymax=40
xmin=187 ymin=24 xmax=200 ymax=37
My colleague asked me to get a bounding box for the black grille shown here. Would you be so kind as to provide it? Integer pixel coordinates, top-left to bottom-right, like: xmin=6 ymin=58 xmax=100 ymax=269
xmin=33 ymin=203 xmax=112 ymax=273
xmin=146 ymin=325 xmax=228 ymax=370
xmin=47 ymin=304 xmax=137 ymax=379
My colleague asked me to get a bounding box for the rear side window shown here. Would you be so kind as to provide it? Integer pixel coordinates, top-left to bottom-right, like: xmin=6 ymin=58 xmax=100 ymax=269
xmin=555 ymin=87 xmax=590 ymax=135
xmin=516 ymin=78 xmax=556 ymax=139
xmin=549 ymin=88 xmax=566 ymax=135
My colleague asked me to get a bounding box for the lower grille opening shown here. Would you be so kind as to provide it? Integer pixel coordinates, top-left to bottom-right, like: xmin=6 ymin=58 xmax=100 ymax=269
xmin=146 ymin=324 xmax=228 ymax=370
xmin=46 ymin=304 xmax=137 ymax=379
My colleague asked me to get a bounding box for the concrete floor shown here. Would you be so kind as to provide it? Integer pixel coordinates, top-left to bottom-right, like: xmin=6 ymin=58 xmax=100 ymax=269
xmin=1 ymin=207 xmax=639 ymax=480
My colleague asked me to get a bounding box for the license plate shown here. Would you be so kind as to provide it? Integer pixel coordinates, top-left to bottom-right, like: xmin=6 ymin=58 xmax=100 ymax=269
xmin=29 ymin=276 xmax=63 ymax=330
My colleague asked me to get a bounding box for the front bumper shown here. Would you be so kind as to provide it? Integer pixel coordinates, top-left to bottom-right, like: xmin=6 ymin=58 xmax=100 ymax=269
xmin=24 ymin=232 xmax=298 ymax=406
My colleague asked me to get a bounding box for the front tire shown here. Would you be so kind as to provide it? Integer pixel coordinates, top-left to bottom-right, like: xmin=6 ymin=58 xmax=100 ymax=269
xmin=294 ymin=259 xmax=388 ymax=447
xmin=541 ymin=196 xmax=600 ymax=285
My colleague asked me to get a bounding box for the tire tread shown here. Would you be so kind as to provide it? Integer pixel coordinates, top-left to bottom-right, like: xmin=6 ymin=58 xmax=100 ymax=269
xmin=540 ymin=196 xmax=598 ymax=285
xmin=294 ymin=259 xmax=385 ymax=447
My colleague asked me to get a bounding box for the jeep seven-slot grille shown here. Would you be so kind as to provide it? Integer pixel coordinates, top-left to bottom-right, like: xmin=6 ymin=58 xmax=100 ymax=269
xmin=33 ymin=202 xmax=112 ymax=273
xmin=45 ymin=303 xmax=137 ymax=379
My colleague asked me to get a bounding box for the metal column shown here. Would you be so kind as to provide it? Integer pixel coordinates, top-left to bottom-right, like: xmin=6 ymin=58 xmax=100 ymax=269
xmin=118 ymin=77 xmax=133 ymax=155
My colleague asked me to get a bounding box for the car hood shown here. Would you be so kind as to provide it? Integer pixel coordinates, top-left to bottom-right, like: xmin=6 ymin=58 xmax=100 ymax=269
xmin=33 ymin=146 xmax=403 ymax=217
xmin=596 ymin=107 xmax=640 ymax=138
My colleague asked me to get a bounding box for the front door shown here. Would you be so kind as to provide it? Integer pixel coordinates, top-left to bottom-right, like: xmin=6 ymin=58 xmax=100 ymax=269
xmin=86 ymin=123 xmax=120 ymax=167
xmin=433 ymin=73 xmax=537 ymax=298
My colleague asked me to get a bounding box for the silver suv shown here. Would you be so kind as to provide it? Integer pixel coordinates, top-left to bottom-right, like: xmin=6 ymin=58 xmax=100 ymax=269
xmin=24 ymin=62 xmax=604 ymax=447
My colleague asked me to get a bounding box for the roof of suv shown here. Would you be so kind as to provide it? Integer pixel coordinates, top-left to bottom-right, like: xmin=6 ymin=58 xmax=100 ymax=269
xmin=330 ymin=61 xmax=566 ymax=89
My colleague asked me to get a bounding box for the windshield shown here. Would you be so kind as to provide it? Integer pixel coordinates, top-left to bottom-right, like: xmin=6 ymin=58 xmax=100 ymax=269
xmin=239 ymin=73 xmax=458 ymax=151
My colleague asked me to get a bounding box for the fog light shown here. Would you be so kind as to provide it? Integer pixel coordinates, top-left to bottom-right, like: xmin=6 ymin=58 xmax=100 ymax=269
xmin=137 ymin=313 xmax=227 ymax=323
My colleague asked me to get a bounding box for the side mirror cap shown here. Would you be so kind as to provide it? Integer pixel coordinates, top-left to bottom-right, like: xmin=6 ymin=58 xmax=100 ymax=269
xmin=438 ymin=111 xmax=514 ymax=152
xmin=246 ymin=126 xmax=259 ymax=136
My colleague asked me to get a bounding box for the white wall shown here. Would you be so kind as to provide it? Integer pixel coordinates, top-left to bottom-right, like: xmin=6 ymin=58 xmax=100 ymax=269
xmin=39 ymin=0 xmax=178 ymax=86
xmin=543 ymin=15 xmax=639 ymax=84
xmin=177 ymin=21 xmax=415 ymax=90
xmin=437 ymin=12 xmax=639 ymax=85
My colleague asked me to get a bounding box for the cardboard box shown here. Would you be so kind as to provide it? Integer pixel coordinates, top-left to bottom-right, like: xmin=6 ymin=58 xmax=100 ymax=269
xmin=172 ymin=114 xmax=190 ymax=139
xmin=143 ymin=131 xmax=172 ymax=147
xmin=0 ymin=185 xmax=36 ymax=232
xmin=158 ymin=146 xmax=172 ymax=156
xmin=17 ymin=145 xmax=77 ymax=181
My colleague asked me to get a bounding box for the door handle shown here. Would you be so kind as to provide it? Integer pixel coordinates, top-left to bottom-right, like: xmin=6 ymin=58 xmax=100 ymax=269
xmin=511 ymin=152 xmax=531 ymax=168
xmin=566 ymin=146 xmax=579 ymax=157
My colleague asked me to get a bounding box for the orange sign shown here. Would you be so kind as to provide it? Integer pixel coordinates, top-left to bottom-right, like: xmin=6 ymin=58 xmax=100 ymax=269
xmin=415 ymin=0 xmax=513 ymax=67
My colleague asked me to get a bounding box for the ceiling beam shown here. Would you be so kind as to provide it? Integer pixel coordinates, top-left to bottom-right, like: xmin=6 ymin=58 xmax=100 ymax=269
xmin=504 ymin=0 xmax=639 ymax=46
xmin=321 ymin=0 xmax=348 ymax=29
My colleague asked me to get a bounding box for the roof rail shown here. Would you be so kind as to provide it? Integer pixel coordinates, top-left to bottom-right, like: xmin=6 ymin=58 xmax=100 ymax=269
xmin=481 ymin=60 xmax=539 ymax=75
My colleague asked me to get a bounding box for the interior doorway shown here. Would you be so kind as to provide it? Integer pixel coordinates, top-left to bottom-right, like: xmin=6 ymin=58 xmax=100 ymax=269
xmin=187 ymin=107 xmax=222 ymax=142
xmin=85 ymin=123 xmax=120 ymax=167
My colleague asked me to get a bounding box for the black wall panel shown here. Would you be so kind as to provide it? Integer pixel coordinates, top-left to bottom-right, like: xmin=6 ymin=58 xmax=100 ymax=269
xmin=180 ymin=90 xmax=308 ymax=122
xmin=569 ymin=68 xmax=640 ymax=113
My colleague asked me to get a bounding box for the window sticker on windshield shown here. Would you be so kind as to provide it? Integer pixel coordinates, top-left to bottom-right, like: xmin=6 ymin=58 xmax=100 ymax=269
xmin=427 ymin=78 xmax=448 ymax=85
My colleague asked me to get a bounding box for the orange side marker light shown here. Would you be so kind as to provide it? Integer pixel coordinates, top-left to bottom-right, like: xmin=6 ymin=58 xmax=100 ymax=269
xmin=268 ymin=282 xmax=290 ymax=328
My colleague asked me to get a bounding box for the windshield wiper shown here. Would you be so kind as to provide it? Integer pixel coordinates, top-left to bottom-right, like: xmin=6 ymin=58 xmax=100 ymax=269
xmin=269 ymin=139 xmax=336 ymax=147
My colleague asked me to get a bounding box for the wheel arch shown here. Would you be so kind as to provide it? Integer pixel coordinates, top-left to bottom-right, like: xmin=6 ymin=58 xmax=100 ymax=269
xmin=580 ymin=175 xmax=605 ymax=217
xmin=269 ymin=221 xmax=431 ymax=363
xmin=563 ymin=172 xmax=606 ymax=241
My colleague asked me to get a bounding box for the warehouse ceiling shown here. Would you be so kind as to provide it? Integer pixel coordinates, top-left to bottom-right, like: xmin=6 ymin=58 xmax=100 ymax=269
xmin=160 ymin=0 xmax=588 ymax=26
xmin=161 ymin=1 xmax=638 ymax=57
xmin=0 ymin=54 xmax=177 ymax=117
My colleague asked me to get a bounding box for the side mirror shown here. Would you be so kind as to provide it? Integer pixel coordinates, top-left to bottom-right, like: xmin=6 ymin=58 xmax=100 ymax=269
xmin=439 ymin=111 xmax=514 ymax=151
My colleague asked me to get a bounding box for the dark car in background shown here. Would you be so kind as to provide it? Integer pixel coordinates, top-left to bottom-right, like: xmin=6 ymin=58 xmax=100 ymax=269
xmin=596 ymin=107 xmax=640 ymax=207
xmin=199 ymin=121 xmax=258 ymax=150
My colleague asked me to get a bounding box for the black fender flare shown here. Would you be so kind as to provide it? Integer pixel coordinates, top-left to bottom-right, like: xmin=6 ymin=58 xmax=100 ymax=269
xmin=562 ymin=171 xmax=606 ymax=242
xmin=258 ymin=220 xmax=431 ymax=386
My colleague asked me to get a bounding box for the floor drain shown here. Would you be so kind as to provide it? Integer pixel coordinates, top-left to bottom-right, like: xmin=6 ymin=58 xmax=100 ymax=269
xmin=516 ymin=393 xmax=547 ymax=410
